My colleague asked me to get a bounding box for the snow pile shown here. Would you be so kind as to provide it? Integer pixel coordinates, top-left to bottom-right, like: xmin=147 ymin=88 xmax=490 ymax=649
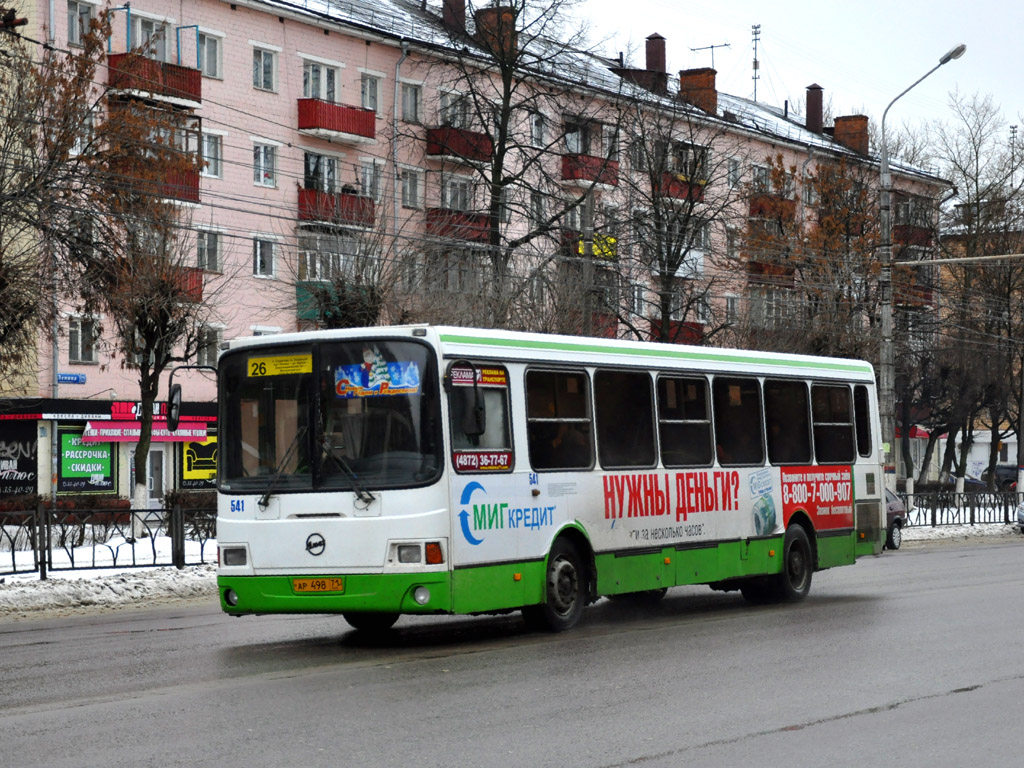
xmin=902 ymin=523 xmax=1021 ymax=541
xmin=0 ymin=563 xmax=217 ymax=618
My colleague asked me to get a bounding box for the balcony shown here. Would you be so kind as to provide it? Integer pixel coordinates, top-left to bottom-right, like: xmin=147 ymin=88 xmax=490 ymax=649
xmin=426 ymin=208 xmax=490 ymax=242
xmin=893 ymin=224 xmax=932 ymax=248
xmin=558 ymin=228 xmax=618 ymax=260
xmin=175 ymin=266 xmax=204 ymax=303
xmin=297 ymin=98 xmax=376 ymax=143
xmin=749 ymin=193 xmax=796 ymax=219
xmin=426 ymin=126 xmax=493 ymax=163
xmin=560 ymin=154 xmax=619 ymax=188
xmin=658 ymin=172 xmax=705 ymax=202
xmin=298 ymin=187 xmax=375 ymax=228
xmin=108 ymin=53 xmax=201 ymax=105
xmin=161 ymin=169 xmax=200 ymax=203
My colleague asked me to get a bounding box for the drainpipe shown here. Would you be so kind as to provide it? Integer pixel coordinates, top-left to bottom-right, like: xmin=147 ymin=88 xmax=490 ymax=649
xmin=392 ymin=40 xmax=409 ymax=242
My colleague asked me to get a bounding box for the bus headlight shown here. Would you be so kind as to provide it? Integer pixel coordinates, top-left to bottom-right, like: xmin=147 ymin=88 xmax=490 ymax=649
xmin=413 ymin=586 xmax=431 ymax=605
xmin=224 ymin=588 xmax=239 ymax=607
xmin=398 ymin=545 xmax=422 ymax=563
xmin=222 ymin=547 xmax=247 ymax=566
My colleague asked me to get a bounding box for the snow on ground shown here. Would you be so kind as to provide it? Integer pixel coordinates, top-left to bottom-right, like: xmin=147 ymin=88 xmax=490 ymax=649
xmin=0 ymin=525 xmax=1020 ymax=620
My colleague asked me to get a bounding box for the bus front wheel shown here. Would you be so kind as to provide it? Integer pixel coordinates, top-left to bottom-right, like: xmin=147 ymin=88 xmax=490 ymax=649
xmin=775 ymin=525 xmax=813 ymax=601
xmin=523 ymin=538 xmax=586 ymax=632
xmin=343 ymin=611 xmax=399 ymax=632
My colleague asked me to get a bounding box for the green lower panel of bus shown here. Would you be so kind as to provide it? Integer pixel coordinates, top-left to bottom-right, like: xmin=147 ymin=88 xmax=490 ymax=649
xmin=218 ymin=572 xmax=455 ymax=615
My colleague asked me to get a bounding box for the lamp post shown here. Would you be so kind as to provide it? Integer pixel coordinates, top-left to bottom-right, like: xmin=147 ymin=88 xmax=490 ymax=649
xmin=879 ymin=43 xmax=966 ymax=491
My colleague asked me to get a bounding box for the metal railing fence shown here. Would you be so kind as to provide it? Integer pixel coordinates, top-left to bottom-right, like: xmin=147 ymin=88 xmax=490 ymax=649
xmin=0 ymin=504 xmax=215 ymax=578
xmin=901 ymin=491 xmax=1020 ymax=527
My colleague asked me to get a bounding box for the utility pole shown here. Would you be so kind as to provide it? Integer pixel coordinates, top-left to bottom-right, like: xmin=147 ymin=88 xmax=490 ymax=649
xmin=751 ymin=25 xmax=760 ymax=101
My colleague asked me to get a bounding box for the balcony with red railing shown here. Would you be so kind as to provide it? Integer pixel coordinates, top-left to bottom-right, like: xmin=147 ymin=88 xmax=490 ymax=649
xmin=298 ymin=187 xmax=375 ymax=228
xmin=749 ymin=193 xmax=796 ymax=219
xmin=297 ymin=98 xmax=376 ymax=143
xmin=173 ymin=266 xmax=204 ymax=303
xmin=425 ymin=126 xmax=493 ymax=163
xmin=658 ymin=172 xmax=705 ymax=202
xmin=893 ymin=224 xmax=933 ymax=248
xmin=108 ymin=53 xmax=201 ymax=104
xmin=560 ymin=154 xmax=619 ymax=188
xmin=426 ymin=208 xmax=490 ymax=242
xmin=648 ymin=319 xmax=704 ymax=344
xmin=161 ymin=169 xmax=200 ymax=203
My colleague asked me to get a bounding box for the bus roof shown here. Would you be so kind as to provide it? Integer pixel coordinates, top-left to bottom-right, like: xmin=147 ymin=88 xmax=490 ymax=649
xmin=224 ymin=325 xmax=876 ymax=380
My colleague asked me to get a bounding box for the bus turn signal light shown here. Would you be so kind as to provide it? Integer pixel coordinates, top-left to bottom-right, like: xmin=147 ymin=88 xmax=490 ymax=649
xmin=425 ymin=542 xmax=444 ymax=564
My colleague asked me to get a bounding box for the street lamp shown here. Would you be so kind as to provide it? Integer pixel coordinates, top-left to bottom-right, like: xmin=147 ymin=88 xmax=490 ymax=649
xmin=879 ymin=44 xmax=965 ymax=492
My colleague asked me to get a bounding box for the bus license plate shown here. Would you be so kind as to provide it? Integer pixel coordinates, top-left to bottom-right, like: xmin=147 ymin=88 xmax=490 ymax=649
xmin=292 ymin=577 xmax=345 ymax=593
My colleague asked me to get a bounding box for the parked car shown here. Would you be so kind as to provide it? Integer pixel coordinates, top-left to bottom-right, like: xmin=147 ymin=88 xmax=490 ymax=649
xmin=1016 ymin=501 xmax=1024 ymax=535
xmin=885 ymin=489 xmax=907 ymax=551
xmin=981 ymin=465 xmax=1017 ymax=491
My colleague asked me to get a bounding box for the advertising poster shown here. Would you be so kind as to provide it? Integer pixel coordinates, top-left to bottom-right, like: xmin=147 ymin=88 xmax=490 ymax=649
xmin=0 ymin=421 xmax=38 ymax=497
xmin=58 ymin=427 xmax=115 ymax=493
xmin=180 ymin=433 xmax=217 ymax=489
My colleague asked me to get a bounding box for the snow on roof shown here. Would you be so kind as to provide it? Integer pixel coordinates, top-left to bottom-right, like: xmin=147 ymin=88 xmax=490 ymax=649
xmin=238 ymin=0 xmax=945 ymax=185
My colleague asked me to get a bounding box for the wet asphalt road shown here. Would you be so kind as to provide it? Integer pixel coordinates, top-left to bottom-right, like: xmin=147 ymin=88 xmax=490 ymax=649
xmin=2 ymin=538 xmax=1022 ymax=768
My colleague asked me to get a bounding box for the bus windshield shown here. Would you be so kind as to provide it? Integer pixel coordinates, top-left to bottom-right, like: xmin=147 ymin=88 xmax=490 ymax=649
xmin=218 ymin=339 xmax=441 ymax=493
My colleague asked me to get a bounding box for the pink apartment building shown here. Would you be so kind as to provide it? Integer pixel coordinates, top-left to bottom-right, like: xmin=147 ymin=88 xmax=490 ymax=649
xmin=0 ymin=0 xmax=948 ymax=506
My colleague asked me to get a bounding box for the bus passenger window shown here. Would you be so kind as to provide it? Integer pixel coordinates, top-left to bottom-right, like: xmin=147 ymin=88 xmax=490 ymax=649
xmin=595 ymin=370 xmax=655 ymax=468
xmin=526 ymin=370 xmax=593 ymax=471
xmin=812 ymin=385 xmax=855 ymax=464
xmin=854 ymin=385 xmax=872 ymax=457
xmin=712 ymin=377 xmax=764 ymax=466
xmin=658 ymin=376 xmax=713 ymax=467
xmin=764 ymin=380 xmax=811 ymax=464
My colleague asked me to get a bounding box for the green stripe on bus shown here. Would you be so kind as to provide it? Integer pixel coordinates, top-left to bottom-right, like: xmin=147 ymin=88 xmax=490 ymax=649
xmin=439 ymin=334 xmax=872 ymax=373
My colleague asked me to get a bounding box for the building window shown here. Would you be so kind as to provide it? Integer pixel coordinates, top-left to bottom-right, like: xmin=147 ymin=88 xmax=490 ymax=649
xmin=752 ymin=164 xmax=770 ymax=192
xmin=439 ymin=92 xmax=470 ymax=128
xmin=360 ymin=161 xmax=382 ymax=201
xmin=401 ymin=83 xmax=422 ymax=122
xmin=137 ymin=18 xmax=168 ymax=61
xmin=725 ymin=226 xmax=739 ymax=259
xmin=253 ymin=143 xmax=276 ymax=187
xmin=197 ymin=230 xmax=220 ymax=271
xmin=725 ymin=294 xmax=739 ymax=325
xmin=563 ymin=119 xmax=591 ymax=155
xmin=728 ymin=158 xmax=741 ymax=189
xmin=631 ymin=283 xmax=646 ymax=316
xmin=298 ymin=232 xmax=362 ymax=281
xmin=442 ymin=176 xmax=473 ymax=211
xmin=304 ymin=61 xmax=338 ymax=102
xmin=198 ymin=33 xmax=220 ymax=78
xmin=197 ymin=327 xmax=221 ymax=367
xmin=68 ymin=317 xmax=97 ymax=363
xmin=530 ymin=190 xmax=545 ymax=225
xmin=530 ymin=111 xmax=545 ymax=148
xmin=304 ymin=152 xmax=338 ymax=192
xmin=360 ymin=73 xmax=380 ymax=113
xmin=401 ymin=168 xmax=421 ymax=209
xmin=253 ymin=48 xmax=276 ymax=91
xmin=201 ymin=133 xmax=222 ymax=177
xmin=253 ymin=238 xmax=275 ymax=277
xmin=70 ymin=108 xmax=95 ymax=156
xmin=603 ymin=125 xmax=619 ymax=161
xmin=67 ymin=1 xmax=92 ymax=46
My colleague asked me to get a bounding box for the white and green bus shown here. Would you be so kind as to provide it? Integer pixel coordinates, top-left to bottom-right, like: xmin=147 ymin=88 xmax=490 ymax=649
xmin=214 ymin=325 xmax=884 ymax=632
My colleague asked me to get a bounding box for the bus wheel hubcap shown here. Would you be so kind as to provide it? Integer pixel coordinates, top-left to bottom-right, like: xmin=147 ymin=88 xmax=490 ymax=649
xmin=550 ymin=557 xmax=578 ymax=615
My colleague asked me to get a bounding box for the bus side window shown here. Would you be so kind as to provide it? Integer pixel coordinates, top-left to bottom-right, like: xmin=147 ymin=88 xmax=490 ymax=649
xmin=712 ymin=377 xmax=764 ymax=466
xmin=812 ymin=384 xmax=855 ymax=463
xmin=764 ymin=379 xmax=812 ymax=465
xmin=595 ymin=370 xmax=655 ymax=468
xmin=854 ymin=385 xmax=872 ymax=457
xmin=658 ymin=376 xmax=713 ymax=467
xmin=526 ymin=370 xmax=593 ymax=471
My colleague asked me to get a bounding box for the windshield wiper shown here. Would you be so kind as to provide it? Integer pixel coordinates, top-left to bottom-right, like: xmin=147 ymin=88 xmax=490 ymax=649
xmin=257 ymin=427 xmax=307 ymax=510
xmin=320 ymin=434 xmax=376 ymax=505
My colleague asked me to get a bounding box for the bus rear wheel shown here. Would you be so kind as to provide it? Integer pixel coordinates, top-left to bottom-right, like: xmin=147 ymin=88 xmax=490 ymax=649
xmin=343 ymin=611 xmax=399 ymax=632
xmin=775 ymin=525 xmax=813 ymax=601
xmin=523 ymin=538 xmax=586 ymax=632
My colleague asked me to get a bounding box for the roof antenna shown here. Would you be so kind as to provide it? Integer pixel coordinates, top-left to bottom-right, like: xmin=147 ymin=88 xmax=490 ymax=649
xmin=689 ymin=42 xmax=730 ymax=69
xmin=751 ymin=24 xmax=761 ymax=101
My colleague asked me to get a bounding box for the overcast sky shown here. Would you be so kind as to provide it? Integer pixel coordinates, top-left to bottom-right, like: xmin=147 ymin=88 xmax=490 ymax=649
xmin=580 ymin=0 xmax=1021 ymax=135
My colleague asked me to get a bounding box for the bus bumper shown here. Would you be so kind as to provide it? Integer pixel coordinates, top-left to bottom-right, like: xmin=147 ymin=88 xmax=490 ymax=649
xmin=217 ymin=573 xmax=453 ymax=615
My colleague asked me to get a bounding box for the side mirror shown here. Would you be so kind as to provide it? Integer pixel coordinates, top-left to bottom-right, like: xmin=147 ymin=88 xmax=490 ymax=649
xmin=167 ymin=383 xmax=182 ymax=432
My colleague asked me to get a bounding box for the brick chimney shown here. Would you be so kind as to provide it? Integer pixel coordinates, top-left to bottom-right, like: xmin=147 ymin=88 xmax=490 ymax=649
xmin=679 ymin=68 xmax=717 ymax=115
xmin=833 ymin=114 xmax=869 ymax=155
xmin=475 ymin=6 xmax=517 ymax=59
xmin=442 ymin=0 xmax=465 ymax=32
xmin=646 ymin=33 xmax=665 ymax=73
xmin=806 ymin=83 xmax=823 ymax=134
